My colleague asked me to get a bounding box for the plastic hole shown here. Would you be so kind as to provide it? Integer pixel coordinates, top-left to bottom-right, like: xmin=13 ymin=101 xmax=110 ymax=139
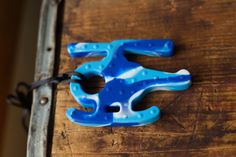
xmin=106 ymin=106 xmax=120 ymax=113
xmin=81 ymin=75 xmax=105 ymax=94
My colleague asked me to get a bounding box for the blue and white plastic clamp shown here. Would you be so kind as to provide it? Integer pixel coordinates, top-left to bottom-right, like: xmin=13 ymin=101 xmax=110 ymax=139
xmin=66 ymin=40 xmax=191 ymax=127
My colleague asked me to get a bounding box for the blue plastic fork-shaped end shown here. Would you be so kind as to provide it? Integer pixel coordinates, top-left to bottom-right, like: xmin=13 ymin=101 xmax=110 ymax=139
xmin=67 ymin=39 xmax=174 ymax=58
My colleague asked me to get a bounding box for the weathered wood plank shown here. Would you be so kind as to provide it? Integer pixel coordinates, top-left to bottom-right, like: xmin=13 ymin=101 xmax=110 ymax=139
xmin=52 ymin=0 xmax=236 ymax=156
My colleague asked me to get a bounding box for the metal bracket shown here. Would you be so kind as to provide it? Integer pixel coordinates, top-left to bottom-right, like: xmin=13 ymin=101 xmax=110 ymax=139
xmin=27 ymin=0 xmax=61 ymax=156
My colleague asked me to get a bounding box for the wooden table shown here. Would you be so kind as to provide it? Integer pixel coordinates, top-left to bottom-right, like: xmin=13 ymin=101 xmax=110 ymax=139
xmin=29 ymin=0 xmax=236 ymax=156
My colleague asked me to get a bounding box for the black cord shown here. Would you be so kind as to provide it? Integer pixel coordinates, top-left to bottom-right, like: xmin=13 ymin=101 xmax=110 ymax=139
xmin=6 ymin=71 xmax=85 ymax=133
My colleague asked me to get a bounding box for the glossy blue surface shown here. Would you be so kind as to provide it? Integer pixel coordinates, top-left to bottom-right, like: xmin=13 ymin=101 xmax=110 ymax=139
xmin=66 ymin=40 xmax=191 ymax=127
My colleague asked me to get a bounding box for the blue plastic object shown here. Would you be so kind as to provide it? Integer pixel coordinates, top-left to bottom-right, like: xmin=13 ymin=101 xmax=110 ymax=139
xmin=66 ymin=40 xmax=191 ymax=127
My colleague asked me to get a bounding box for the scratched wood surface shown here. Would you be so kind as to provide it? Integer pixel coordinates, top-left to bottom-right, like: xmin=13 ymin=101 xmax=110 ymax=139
xmin=51 ymin=0 xmax=236 ymax=156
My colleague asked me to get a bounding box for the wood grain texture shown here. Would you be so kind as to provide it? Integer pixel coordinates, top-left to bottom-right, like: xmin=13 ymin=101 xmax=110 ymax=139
xmin=51 ymin=0 xmax=236 ymax=156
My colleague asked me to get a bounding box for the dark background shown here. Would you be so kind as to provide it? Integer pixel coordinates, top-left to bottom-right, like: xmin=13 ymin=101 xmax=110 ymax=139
xmin=0 ymin=0 xmax=42 ymax=156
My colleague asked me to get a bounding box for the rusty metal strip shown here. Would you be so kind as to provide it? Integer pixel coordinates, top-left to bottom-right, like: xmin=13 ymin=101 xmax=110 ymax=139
xmin=27 ymin=0 xmax=61 ymax=156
